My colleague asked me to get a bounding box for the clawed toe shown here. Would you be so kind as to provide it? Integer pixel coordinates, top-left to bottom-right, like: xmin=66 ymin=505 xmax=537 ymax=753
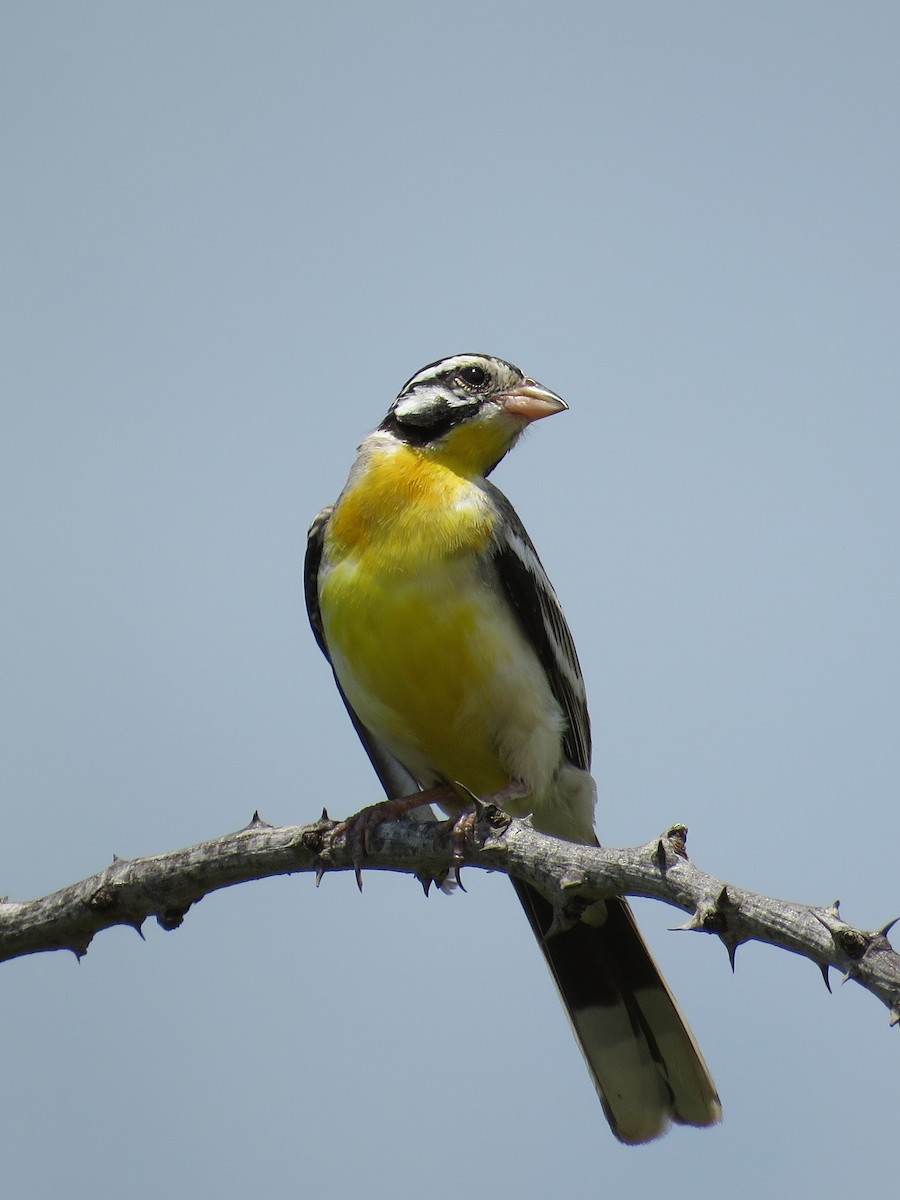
xmin=439 ymin=778 xmax=528 ymax=887
xmin=333 ymin=779 xmax=528 ymax=891
xmin=332 ymin=787 xmax=453 ymax=889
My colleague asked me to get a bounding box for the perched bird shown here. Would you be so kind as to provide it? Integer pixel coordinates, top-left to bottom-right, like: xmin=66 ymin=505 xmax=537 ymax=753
xmin=305 ymin=353 xmax=721 ymax=1143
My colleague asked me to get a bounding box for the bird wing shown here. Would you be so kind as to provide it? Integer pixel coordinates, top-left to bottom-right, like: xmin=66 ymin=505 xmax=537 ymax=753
xmin=482 ymin=480 xmax=591 ymax=773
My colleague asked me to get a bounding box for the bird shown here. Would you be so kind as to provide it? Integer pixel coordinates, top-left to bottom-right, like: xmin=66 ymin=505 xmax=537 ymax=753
xmin=304 ymin=352 xmax=721 ymax=1143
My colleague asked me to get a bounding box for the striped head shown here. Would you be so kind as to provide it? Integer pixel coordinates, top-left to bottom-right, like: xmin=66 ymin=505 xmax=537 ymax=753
xmin=379 ymin=353 xmax=567 ymax=477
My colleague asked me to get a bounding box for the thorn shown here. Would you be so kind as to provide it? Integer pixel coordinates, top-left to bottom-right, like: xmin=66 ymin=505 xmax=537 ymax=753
xmin=841 ymin=967 xmax=859 ymax=985
xmin=724 ymin=938 xmax=739 ymax=972
xmin=878 ymin=917 xmax=899 ymax=940
xmin=321 ymin=807 xmax=330 ymax=822
xmin=355 ymin=865 xmax=364 ymax=893
xmin=453 ymin=782 xmax=502 ymax=832
xmin=131 ymin=921 xmax=146 ymax=941
xmin=672 ymin=897 xmax=727 ymax=935
xmin=111 ymin=853 xmax=121 ymax=863
xmin=819 ymin=962 xmax=832 ymax=993
xmin=452 ymin=780 xmax=481 ymax=808
xmin=654 ymin=840 xmax=668 ymax=871
xmin=245 ymin=810 xmax=272 ymax=829
xmin=416 ymin=872 xmax=433 ymax=897
xmin=453 ymin=864 xmax=468 ymax=893
xmin=70 ymin=937 xmax=92 ymax=960
xmin=670 ymin=914 xmax=702 ymax=932
xmin=825 ymin=899 xmax=842 ymax=918
xmin=315 ymin=866 xmax=326 ymax=887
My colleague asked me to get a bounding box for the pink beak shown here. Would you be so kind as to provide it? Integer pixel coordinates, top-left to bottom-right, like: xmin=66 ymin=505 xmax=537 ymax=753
xmin=500 ymin=378 xmax=568 ymax=423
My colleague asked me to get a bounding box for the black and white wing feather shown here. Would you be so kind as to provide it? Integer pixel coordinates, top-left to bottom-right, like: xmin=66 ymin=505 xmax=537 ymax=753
xmin=483 ymin=480 xmax=591 ymax=773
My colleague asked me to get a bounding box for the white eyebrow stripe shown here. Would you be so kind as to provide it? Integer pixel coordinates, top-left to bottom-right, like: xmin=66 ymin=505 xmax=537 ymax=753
xmin=406 ymin=355 xmax=495 ymax=388
xmin=397 ymin=354 xmax=522 ymax=400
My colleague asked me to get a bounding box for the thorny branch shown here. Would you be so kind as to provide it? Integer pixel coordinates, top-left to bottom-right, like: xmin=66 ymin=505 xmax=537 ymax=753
xmin=1 ymin=807 xmax=898 ymax=1027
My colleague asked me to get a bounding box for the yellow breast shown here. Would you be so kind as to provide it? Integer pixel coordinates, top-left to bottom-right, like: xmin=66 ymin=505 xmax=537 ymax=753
xmin=326 ymin=437 xmax=494 ymax=567
xmin=319 ymin=438 xmax=561 ymax=798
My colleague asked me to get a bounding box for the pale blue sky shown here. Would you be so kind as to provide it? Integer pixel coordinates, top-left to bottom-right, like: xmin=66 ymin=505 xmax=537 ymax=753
xmin=2 ymin=4 xmax=898 ymax=1198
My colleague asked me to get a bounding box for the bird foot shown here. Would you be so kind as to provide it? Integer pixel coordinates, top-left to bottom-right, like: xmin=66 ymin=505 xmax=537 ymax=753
xmin=333 ymin=787 xmax=455 ymax=891
xmin=440 ymin=778 xmax=529 ymax=887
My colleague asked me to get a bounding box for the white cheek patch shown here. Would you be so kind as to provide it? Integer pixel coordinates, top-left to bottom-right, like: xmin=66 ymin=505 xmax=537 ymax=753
xmin=393 ymin=390 xmax=438 ymax=421
xmin=393 ymin=384 xmax=478 ymax=425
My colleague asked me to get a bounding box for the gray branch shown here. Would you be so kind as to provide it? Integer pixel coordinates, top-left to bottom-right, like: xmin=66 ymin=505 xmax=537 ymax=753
xmin=1 ymin=807 xmax=898 ymax=1028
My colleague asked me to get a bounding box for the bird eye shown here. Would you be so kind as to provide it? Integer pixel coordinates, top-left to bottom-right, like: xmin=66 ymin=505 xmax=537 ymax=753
xmin=457 ymin=364 xmax=489 ymax=389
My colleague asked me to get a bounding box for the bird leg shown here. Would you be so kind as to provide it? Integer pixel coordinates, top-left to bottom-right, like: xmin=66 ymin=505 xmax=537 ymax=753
xmin=333 ymin=786 xmax=456 ymax=890
xmin=442 ymin=778 xmax=530 ymax=886
xmin=335 ymin=779 xmax=528 ymax=891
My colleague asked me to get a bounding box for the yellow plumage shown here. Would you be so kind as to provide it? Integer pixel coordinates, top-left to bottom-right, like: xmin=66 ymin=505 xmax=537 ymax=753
xmin=320 ymin=434 xmax=561 ymax=802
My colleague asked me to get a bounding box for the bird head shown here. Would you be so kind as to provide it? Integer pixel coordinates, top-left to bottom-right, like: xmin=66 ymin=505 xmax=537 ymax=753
xmin=379 ymin=353 xmax=567 ymax=477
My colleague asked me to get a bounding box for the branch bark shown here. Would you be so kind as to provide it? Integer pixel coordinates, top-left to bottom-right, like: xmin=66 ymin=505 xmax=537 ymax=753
xmin=1 ymin=807 xmax=898 ymax=1028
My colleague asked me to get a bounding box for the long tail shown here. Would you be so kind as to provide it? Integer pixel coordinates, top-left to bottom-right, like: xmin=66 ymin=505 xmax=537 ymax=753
xmin=512 ymin=879 xmax=721 ymax=1144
